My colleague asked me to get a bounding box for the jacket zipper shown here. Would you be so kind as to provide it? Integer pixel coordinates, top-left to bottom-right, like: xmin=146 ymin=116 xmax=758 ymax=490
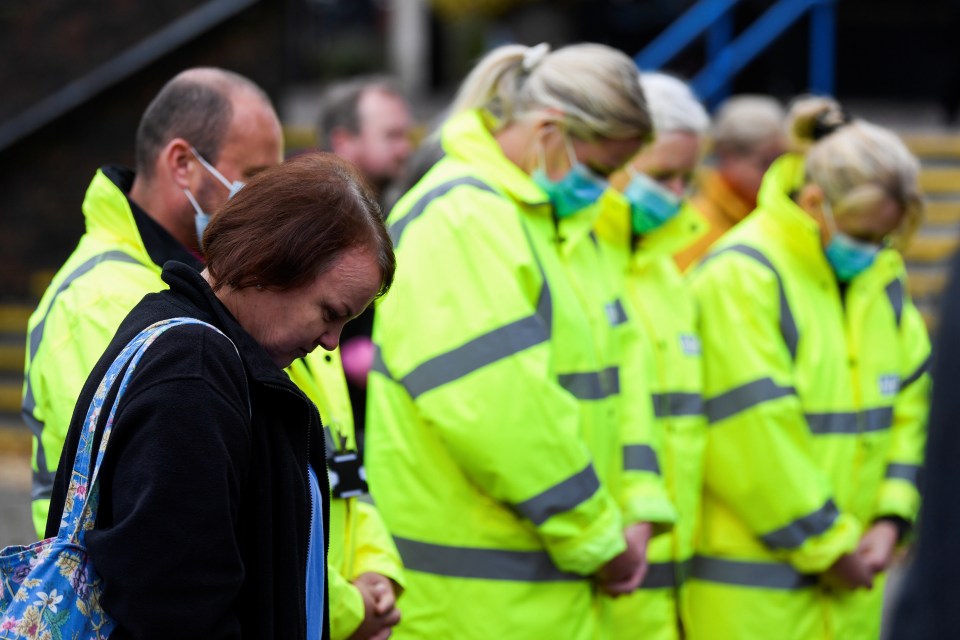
xmin=265 ymin=381 xmax=324 ymax=640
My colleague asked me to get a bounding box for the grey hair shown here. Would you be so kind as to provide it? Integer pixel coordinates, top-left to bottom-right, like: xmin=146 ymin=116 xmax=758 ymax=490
xmin=712 ymin=94 xmax=786 ymax=155
xmin=447 ymin=42 xmax=652 ymax=143
xmin=134 ymin=67 xmax=272 ymax=179
xmin=639 ymin=72 xmax=710 ymax=136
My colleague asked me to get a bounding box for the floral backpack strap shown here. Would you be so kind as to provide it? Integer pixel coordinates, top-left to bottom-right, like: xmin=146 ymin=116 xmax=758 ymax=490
xmin=58 ymin=317 xmax=235 ymax=544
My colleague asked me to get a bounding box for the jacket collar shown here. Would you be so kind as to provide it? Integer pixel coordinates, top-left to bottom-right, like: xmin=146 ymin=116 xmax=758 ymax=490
xmin=697 ymin=168 xmax=754 ymax=225
xmin=89 ymin=166 xmax=201 ymax=270
xmin=593 ymin=189 xmax=707 ymax=264
xmin=755 ymin=153 xmax=905 ymax=285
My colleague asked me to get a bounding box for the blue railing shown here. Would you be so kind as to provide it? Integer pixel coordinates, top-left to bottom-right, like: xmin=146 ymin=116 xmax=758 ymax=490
xmin=634 ymin=0 xmax=838 ymax=105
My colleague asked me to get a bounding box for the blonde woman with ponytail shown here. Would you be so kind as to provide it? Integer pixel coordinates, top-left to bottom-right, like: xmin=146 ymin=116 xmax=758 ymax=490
xmin=686 ymin=96 xmax=930 ymax=639
xmin=366 ymin=42 xmax=655 ymax=639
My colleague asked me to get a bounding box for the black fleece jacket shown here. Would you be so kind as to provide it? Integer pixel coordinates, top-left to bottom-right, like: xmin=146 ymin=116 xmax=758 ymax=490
xmin=46 ymin=261 xmax=330 ymax=640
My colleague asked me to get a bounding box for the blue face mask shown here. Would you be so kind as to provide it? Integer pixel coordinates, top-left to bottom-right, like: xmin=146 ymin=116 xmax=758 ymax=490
xmin=532 ymin=135 xmax=608 ymax=219
xmin=821 ymin=200 xmax=881 ymax=281
xmin=623 ymin=168 xmax=683 ymax=234
xmin=183 ymin=146 xmax=245 ymax=249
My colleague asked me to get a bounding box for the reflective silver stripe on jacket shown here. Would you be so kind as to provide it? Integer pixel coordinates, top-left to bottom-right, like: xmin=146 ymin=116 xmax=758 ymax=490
xmin=901 ymin=355 xmax=931 ymax=390
xmin=652 ymin=392 xmax=703 ymax=418
xmin=691 ymin=555 xmax=817 ymax=590
xmin=885 ymin=278 xmax=905 ymax=327
xmin=759 ymin=499 xmax=840 ymax=550
xmin=639 ymin=559 xmax=693 ymax=589
xmin=393 ymin=536 xmax=583 ymax=582
xmin=389 ymin=177 xmax=499 ymax=246
xmin=23 ymin=250 xmax=141 ymax=502
xmin=558 ymin=366 xmax=620 ymax=400
xmin=700 ymin=244 xmax=799 ymax=360
xmin=514 ymin=464 xmax=601 ymax=526
xmin=886 ymin=462 xmax=922 ymax=488
xmin=623 ymin=444 xmax=660 ymax=474
xmin=804 ymin=407 xmax=894 ymax=434
xmin=704 ymin=378 xmax=796 ymax=424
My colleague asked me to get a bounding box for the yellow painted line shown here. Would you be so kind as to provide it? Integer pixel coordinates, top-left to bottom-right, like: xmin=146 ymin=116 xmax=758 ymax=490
xmin=0 ymin=305 xmax=32 ymax=334
xmin=924 ymin=201 xmax=960 ymax=225
xmin=903 ymin=234 xmax=960 ymax=262
xmin=0 ymin=382 xmax=22 ymax=415
xmin=903 ymin=134 xmax=960 ymax=159
xmin=920 ymin=168 xmax=960 ymax=194
xmin=907 ymin=270 xmax=950 ymax=297
xmin=0 ymin=344 xmax=25 ymax=373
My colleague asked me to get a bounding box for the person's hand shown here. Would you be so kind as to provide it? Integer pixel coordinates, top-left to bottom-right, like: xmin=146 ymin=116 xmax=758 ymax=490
xmin=341 ymin=337 xmax=375 ymax=388
xmin=857 ymin=520 xmax=900 ymax=575
xmin=597 ymin=522 xmax=653 ymax=597
xmin=348 ymin=573 xmax=401 ymax=640
xmin=822 ymin=552 xmax=874 ymax=591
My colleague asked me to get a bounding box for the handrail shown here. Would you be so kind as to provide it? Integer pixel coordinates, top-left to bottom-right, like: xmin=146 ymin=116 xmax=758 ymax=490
xmin=0 ymin=0 xmax=258 ymax=154
xmin=635 ymin=0 xmax=838 ymax=105
xmin=634 ymin=0 xmax=741 ymax=71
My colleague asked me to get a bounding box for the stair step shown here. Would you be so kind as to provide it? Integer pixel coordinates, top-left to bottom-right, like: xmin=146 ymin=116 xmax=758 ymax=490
xmin=906 ymin=268 xmax=950 ymax=298
xmin=0 ymin=343 xmax=25 ymax=374
xmin=903 ymin=134 xmax=960 ymax=160
xmin=924 ymin=201 xmax=960 ymax=225
xmin=0 ymin=379 xmax=22 ymax=416
xmin=904 ymin=233 xmax=960 ymax=262
xmin=0 ymin=305 xmax=32 ymax=334
xmin=919 ymin=167 xmax=960 ymax=194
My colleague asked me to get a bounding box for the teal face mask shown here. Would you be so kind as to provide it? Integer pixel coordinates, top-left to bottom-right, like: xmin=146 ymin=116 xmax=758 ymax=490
xmin=532 ymin=135 xmax=608 ymax=219
xmin=821 ymin=200 xmax=881 ymax=281
xmin=623 ymin=168 xmax=682 ymax=234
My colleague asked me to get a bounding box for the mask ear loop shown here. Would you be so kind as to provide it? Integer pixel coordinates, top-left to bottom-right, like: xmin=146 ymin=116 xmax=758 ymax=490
xmin=190 ymin=146 xmax=245 ymax=196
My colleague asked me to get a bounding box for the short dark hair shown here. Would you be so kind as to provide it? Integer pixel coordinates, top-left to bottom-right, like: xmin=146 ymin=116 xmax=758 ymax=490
xmin=203 ymin=152 xmax=395 ymax=298
xmin=316 ymin=76 xmax=404 ymax=150
xmin=134 ymin=68 xmax=270 ymax=179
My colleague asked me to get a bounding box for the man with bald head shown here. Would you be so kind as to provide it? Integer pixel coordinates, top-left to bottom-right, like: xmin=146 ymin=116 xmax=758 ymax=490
xmin=23 ymin=67 xmax=284 ymax=535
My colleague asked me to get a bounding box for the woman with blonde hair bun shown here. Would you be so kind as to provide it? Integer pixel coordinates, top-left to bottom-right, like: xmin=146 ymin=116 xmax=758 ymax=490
xmin=366 ymin=42 xmax=656 ymax=639
xmin=685 ymin=95 xmax=930 ymax=639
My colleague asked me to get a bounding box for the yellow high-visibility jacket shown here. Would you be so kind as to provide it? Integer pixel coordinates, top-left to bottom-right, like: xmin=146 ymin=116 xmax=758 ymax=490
xmin=595 ymin=194 xmax=708 ymax=640
xmin=366 ymin=109 xmax=654 ymax=640
xmin=287 ymin=351 xmax=405 ymax=640
xmin=23 ymin=168 xmax=190 ymax=536
xmin=686 ymin=154 xmax=930 ymax=640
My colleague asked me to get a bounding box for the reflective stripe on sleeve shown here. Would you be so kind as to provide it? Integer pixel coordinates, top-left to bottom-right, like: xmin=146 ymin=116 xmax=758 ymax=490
xmin=886 ymin=279 xmax=905 ymax=328
xmin=691 ymin=555 xmax=817 ymax=590
xmin=759 ymin=499 xmax=840 ymax=550
xmin=704 ymin=378 xmax=796 ymax=424
xmin=900 ymin=355 xmax=931 ymax=391
xmin=700 ymin=244 xmax=799 ymax=360
xmin=652 ymin=392 xmax=703 ymax=418
xmin=885 ymin=463 xmax=922 ymax=487
xmin=623 ymin=444 xmax=660 ymax=474
xmin=393 ymin=536 xmax=583 ymax=582
xmin=514 ymin=464 xmax=601 ymax=526
xmin=804 ymin=407 xmax=894 ymax=434
xmin=23 ymin=249 xmax=141 ymax=502
xmin=558 ymin=366 xmax=620 ymax=400
xmin=389 ymin=177 xmax=499 ymax=246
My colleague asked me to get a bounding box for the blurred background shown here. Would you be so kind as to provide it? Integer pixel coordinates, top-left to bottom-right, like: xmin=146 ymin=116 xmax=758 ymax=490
xmin=1 ymin=0 xmax=958 ymax=566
